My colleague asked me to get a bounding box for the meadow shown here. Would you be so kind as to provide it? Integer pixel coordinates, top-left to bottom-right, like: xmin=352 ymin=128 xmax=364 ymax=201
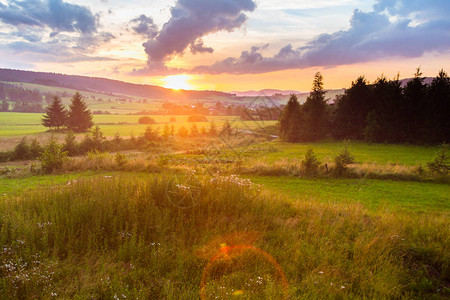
xmin=0 ymin=111 xmax=448 ymax=298
xmin=0 ymin=172 xmax=448 ymax=299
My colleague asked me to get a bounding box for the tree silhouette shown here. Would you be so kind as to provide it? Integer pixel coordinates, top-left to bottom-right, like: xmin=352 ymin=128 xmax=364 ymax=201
xmin=42 ymin=96 xmax=67 ymax=130
xmin=302 ymin=72 xmax=327 ymax=141
xmin=67 ymin=92 xmax=93 ymax=132
xmin=279 ymin=94 xmax=302 ymax=142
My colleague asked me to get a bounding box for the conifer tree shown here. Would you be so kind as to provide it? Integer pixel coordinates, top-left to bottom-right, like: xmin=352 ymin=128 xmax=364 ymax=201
xmin=42 ymin=96 xmax=67 ymax=130
xmin=279 ymin=94 xmax=302 ymax=142
xmin=67 ymin=92 xmax=93 ymax=132
xmin=302 ymin=72 xmax=327 ymax=141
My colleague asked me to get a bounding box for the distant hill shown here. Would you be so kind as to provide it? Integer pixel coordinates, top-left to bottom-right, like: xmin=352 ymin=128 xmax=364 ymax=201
xmin=0 ymin=68 xmax=232 ymax=101
xmin=231 ymin=89 xmax=302 ymax=97
xmin=400 ymin=77 xmax=434 ymax=87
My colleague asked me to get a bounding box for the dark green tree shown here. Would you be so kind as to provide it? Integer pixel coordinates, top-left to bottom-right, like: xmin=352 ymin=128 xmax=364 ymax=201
xmin=333 ymin=76 xmax=373 ymax=139
xmin=302 ymin=72 xmax=328 ymax=141
xmin=42 ymin=96 xmax=67 ymax=130
xmin=424 ymin=69 xmax=450 ymax=143
xmin=403 ymin=68 xmax=427 ymax=142
xmin=279 ymin=94 xmax=302 ymax=142
xmin=67 ymin=92 xmax=93 ymax=132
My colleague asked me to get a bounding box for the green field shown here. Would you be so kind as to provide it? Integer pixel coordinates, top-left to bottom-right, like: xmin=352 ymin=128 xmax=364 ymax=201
xmin=0 ymin=112 xmax=277 ymax=138
xmin=248 ymin=141 xmax=441 ymax=166
xmin=248 ymin=176 xmax=450 ymax=212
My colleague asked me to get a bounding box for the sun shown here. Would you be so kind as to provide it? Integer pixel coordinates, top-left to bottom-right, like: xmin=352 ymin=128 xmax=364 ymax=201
xmin=162 ymin=75 xmax=193 ymax=90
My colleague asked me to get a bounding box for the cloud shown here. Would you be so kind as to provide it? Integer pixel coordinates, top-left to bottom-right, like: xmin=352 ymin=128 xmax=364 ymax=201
xmin=129 ymin=14 xmax=159 ymax=39
xmin=137 ymin=0 xmax=256 ymax=71
xmin=5 ymin=40 xmax=115 ymax=63
xmin=190 ymin=39 xmax=214 ymax=54
xmin=193 ymin=0 xmax=450 ymax=74
xmin=0 ymin=0 xmax=116 ymax=63
xmin=0 ymin=0 xmax=98 ymax=35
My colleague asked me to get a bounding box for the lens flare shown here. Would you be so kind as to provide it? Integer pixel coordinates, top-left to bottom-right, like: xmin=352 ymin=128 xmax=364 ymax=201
xmin=200 ymin=244 xmax=289 ymax=299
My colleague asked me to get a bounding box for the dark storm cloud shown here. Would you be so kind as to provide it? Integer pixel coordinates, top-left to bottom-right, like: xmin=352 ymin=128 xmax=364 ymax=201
xmin=193 ymin=0 xmax=450 ymax=75
xmin=142 ymin=0 xmax=256 ymax=64
xmin=0 ymin=0 xmax=98 ymax=35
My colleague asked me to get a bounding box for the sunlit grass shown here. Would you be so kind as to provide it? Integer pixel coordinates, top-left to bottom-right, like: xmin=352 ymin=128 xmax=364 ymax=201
xmin=0 ymin=172 xmax=448 ymax=298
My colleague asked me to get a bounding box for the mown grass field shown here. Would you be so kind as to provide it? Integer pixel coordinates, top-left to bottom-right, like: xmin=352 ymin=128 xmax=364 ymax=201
xmin=0 ymin=112 xmax=277 ymax=139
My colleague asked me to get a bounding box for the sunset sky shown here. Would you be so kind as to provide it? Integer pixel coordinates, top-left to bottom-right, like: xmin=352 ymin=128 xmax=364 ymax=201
xmin=0 ymin=0 xmax=449 ymax=92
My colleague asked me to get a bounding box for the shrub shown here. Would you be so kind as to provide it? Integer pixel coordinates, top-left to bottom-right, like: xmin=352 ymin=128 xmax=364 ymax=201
xmin=169 ymin=117 xmax=177 ymax=122
xmin=29 ymin=139 xmax=43 ymax=157
xmin=301 ymin=147 xmax=320 ymax=176
xmin=427 ymin=144 xmax=449 ymax=175
xmin=63 ymin=131 xmax=78 ymax=156
xmin=115 ymin=153 xmax=127 ymax=169
xmin=143 ymin=126 xmax=160 ymax=142
xmin=12 ymin=138 xmax=31 ymax=160
xmin=40 ymin=138 xmax=68 ymax=173
xmin=334 ymin=140 xmax=355 ymax=177
xmin=138 ymin=116 xmax=156 ymax=124
xmin=187 ymin=114 xmax=208 ymax=122
xmin=178 ymin=126 xmax=189 ymax=137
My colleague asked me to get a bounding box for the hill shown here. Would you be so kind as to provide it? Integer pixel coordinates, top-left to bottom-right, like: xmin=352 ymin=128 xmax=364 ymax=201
xmin=0 ymin=68 xmax=232 ymax=101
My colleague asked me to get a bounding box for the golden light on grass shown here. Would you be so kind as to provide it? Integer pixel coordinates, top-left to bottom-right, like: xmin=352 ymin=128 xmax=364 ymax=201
xmin=162 ymin=74 xmax=193 ymax=90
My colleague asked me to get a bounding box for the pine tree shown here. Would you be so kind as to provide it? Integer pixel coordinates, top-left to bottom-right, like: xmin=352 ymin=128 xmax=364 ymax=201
xmin=302 ymin=72 xmax=327 ymax=141
xmin=279 ymin=94 xmax=302 ymax=142
xmin=67 ymin=92 xmax=93 ymax=132
xmin=42 ymin=96 xmax=67 ymax=130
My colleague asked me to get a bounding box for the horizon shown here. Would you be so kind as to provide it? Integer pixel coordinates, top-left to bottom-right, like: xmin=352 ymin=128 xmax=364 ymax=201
xmin=0 ymin=0 xmax=449 ymax=92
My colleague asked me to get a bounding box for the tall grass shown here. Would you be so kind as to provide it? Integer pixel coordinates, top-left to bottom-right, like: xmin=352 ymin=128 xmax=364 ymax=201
xmin=0 ymin=172 xmax=448 ymax=298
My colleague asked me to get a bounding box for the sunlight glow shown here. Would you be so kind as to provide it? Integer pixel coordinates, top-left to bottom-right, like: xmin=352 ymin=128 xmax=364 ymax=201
xmin=163 ymin=75 xmax=193 ymax=90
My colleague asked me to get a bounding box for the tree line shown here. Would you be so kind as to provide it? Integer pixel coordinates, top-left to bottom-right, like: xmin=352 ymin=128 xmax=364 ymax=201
xmin=42 ymin=92 xmax=94 ymax=132
xmin=280 ymin=68 xmax=449 ymax=144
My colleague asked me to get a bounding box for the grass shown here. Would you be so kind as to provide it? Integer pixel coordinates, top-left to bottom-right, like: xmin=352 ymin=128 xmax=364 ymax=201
xmin=0 ymin=172 xmax=448 ymax=298
xmin=247 ymin=176 xmax=450 ymax=213
xmin=0 ymin=171 xmax=106 ymax=196
xmin=255 ymin=141 xmax=441 ymax=166
xmin=0 ymin=112 xmax=276 ymax=141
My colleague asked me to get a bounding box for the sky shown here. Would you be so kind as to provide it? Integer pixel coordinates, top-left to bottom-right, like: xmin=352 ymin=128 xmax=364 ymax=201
xmin=0 ymin=0 xmax=449 ymax=92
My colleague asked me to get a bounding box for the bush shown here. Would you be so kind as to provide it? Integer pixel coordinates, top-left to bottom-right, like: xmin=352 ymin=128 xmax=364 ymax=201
xmin=334 ymin=140 xmax=355 ymax=177
xmin=12 ymin=138 xmax=31 ymax=160
xmin=301 ymin=147 xmax=320 ymax=176
xmin=427 ymin=144 xmax=449 ymax=175
xmin=138 ymin=116 xmax=156 ymax=124
xmin=187 ymin=114 xmax=208 ymax=122
xmin=169 ymin=117 xmax=177 ymax=122
xmin=39 ymin=138 xmax=68 ymax=173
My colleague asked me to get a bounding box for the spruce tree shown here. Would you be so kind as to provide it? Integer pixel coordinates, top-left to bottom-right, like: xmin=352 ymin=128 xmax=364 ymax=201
xmin=42 ymin=96 xmax=67 ymax=130
xmin=279 ymin=94 xmax=302 ymax=142
xmin=302 ymin=72 xmax=327 ymax=141
xmin=67 ymin=92 xmax=93 ymax=132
